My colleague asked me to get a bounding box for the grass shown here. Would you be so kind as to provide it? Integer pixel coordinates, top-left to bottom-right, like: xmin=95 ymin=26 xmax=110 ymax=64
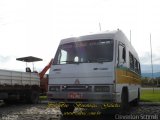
xmin=140 ymin=89 xmax=160 ymax=102
xmin=39 ymin=96 xmax=47 ymax=101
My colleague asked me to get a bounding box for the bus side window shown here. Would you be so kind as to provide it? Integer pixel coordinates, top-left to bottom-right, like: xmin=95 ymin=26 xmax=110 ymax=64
xmin=129 ymin=52 xmax=134 ymax=70
xmin=118 ymin=44 xmax=126 ymax=65
xmin=134 ymin=59 xmax=138 ymax=73
xmin=138 ymin=62 xmax=141 ymax=75
xmin=122 ymin=47 xmax=126 ymax=61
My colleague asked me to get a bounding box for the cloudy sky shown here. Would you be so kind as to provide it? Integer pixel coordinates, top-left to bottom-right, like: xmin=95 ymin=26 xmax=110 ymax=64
xmin=0 ymin=0 xmax=160 ymax=72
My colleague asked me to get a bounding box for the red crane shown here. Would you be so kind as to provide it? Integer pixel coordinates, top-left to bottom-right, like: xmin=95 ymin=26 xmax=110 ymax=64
xmin=39 ymin=59 xmax=53 ymax=79
xmin=39 ymin=59 xmax=53 ymax=94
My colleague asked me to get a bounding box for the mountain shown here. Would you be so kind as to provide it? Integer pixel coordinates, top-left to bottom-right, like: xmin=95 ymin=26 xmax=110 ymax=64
xmin=140 ymin=64 xmax=160 ymax=78
xmin=141 ymin=72 xmax=160 ymax=78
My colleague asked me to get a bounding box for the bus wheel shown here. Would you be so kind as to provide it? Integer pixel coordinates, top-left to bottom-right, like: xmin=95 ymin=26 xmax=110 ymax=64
xmin=121 ymin=88 xmax=130 ymax=114
xmin=60 ymin=104 xmax=75 ymax=115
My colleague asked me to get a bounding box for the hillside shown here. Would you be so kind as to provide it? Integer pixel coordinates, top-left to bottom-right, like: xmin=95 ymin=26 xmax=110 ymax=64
xmin=141 ymin=72 xmax=160 ymax=78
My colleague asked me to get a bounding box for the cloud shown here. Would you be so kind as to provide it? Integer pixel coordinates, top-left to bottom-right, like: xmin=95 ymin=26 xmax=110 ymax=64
xmin=0 ymin=55 xmax=13 ymax=63
xmin=140 ymin=51 xmax=160 ymax=73
xmin=140 ymin=51 xmax=160 ymax=64
xmin=140 ymin=52 xmax=151 ymax=64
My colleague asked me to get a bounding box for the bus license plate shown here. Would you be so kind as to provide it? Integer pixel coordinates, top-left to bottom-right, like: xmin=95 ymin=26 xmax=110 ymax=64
xmin=68 ymin=92 xmax=83 ymax=99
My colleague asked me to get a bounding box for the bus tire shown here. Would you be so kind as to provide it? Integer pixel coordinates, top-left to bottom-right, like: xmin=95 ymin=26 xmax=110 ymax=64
xmin=121 ymin=87 xmax=130 ymax=114
xmin=60 ymin=104 xmax=75 ymax=115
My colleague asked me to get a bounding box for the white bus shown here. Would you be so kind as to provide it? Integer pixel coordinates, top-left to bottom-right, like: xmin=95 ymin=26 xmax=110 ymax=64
xmin=48 ymin=29 xmax=141 ymax=114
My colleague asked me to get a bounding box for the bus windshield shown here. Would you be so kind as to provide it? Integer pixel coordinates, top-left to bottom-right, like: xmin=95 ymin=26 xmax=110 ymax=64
xmin=54 ymin=39 xmax=114 ymax=64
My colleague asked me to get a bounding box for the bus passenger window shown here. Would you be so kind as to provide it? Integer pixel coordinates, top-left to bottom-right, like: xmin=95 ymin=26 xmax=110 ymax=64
xmin=129 ymin=52 xmax=134 ymax=70
xmin=138 ymin=62 xmax=141 ymax=75
xmin=118 ymin=45 xmax=126 ymax=64
xmin=134 ymin=59 xmax=138 ymax=73
xmin=122 ymin=47 xmax=126 ymax=61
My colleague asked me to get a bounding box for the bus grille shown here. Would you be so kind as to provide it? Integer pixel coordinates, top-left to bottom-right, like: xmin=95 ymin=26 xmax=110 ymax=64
xmin=62 ymin=85 xmax=92 ymax=92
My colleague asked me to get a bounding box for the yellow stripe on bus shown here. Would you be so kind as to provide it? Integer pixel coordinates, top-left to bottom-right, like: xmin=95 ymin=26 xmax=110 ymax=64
xmin=116 ymin=68 xmax=141 ymax=85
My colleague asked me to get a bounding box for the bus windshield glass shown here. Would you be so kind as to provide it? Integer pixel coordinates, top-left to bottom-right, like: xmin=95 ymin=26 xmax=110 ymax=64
xmin=54 ymin=39 xmax=114 ymax=64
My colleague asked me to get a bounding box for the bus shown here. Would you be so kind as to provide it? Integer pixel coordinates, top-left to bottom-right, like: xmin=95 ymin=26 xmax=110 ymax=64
xmin=48 ymin=29 xmax=141 ymax=114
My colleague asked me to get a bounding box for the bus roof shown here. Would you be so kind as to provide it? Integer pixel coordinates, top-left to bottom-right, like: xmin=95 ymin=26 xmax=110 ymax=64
xmin=60 ymin=30 xmax=118 ymax=45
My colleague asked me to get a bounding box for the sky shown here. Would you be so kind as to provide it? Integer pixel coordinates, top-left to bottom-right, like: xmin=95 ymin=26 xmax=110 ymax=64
xmin=0 ymin=0 xmax=160 ymax=73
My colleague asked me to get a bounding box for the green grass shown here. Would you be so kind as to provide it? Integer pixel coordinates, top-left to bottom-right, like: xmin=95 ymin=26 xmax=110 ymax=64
xmin=39 ymin=96 xmax=47 ymax=101
xmin=140 ymin=89 xmax=160 ymax=102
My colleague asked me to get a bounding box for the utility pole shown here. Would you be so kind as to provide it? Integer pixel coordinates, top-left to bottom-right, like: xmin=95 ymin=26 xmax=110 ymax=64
xmin=130 ymin=30 xmax=131 ymax=43
xmin=150 ymin=33 xmax=154 ymax=93
xmin=99 ymin=22 xmax=101 ymax=31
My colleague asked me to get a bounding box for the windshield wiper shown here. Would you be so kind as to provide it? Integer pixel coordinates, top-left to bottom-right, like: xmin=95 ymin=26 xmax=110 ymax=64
xmin=88 ymin=58 xmax=110 ymax=63
xmin=61 ymin=61 xmax=83 ymax=64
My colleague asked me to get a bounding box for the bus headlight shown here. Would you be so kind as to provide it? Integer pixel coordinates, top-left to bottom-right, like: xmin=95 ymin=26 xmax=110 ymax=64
xmin=94 ymin=86 xmax=110 ymax=92
xmin=49 ymin=86 xmax=60 ymax=92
